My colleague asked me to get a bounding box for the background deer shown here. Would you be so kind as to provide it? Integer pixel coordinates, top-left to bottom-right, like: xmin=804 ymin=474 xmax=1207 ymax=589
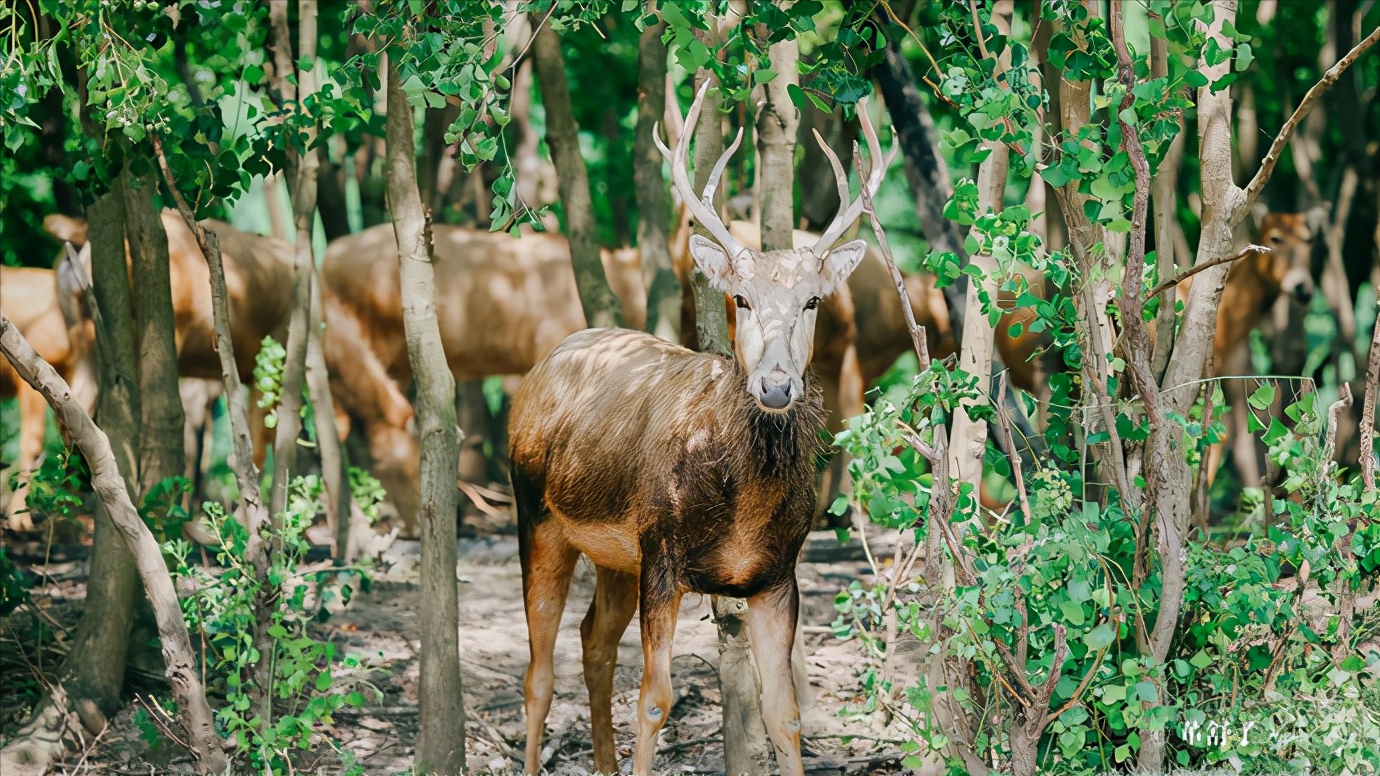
xmin=1180 ymin=210 xmax=1317 ymax=489
xmin=508 ymin=81 xmax=890 ymax=776
xmin=0 ymin=257 xmax=95 ymax=528
xmin=36 ymin=213 xmax=294 ymax=475
xmin=320 ymin=222 xmax=646 ymax=535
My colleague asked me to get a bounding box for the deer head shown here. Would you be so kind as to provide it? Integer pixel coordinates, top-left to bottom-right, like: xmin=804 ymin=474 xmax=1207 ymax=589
xmin=656 ymin=81 xmax=893 ymax=412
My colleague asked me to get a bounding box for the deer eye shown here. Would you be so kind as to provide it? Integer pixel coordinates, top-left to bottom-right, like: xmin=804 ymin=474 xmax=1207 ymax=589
xmin=734 ymin=294 xmax=751 ymax=310
xmin=805 ymin=297 xmax=820 ymax=310
xmin=1267 ymin=232 xmax=1283 ymax=245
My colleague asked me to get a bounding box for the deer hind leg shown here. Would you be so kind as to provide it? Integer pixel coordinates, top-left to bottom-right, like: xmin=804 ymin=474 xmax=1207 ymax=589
xmin=517 ymin=489 xmax=580 ymax=775
xmin=580 ymin=566 xmax=638 ymax=774
xmin=745 ymin=580 xmax=805 ymax=776
xmin=632 ymin=572 xmax=683 ymax=776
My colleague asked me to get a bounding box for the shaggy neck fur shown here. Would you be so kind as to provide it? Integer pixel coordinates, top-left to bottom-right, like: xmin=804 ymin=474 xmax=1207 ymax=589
xmin=719 ymin=359 xmax=828 ymax=482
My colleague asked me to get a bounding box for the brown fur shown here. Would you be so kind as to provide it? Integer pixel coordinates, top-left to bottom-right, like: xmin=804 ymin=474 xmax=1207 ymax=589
xmin=320 ymin=223 xmax=647 ymax=535
xmin=509 ymin=328 xmax=825 ymax=774
xmin=41 ymin=211 xmax=293 ymax=468
xmin=1 ymin=265 xmax=95 ymax=526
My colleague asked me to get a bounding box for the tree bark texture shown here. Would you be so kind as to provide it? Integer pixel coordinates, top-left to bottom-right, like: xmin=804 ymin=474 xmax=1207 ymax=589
xmin=385 ymin=61 xmax=467 ymax=776
xmin=0 ymin=189 xmax=140 ymax=776
xmin=634 ymin=8 xmax=680 ymax=342
xmin=689 ymin=66 xmax=734 ymax=358
xmin=0 ymin=314 xmax=226 ymax=775
xmin=124 ymin=174 xmax=186 ymax=499
xmin=531 ymin=21 xmax=623 ymax=329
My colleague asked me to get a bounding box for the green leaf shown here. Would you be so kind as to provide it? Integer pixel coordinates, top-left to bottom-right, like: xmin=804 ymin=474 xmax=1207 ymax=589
xmin=1068 ymin=579 xmax=1091 ymax=603
xmin=1059 ymin=600 xmax=1086 ymax=626
xmin=1247 ymin=384 xmax=1275 ymax=410
xmin=1189 ymin=649 xmax=1212 ymax=670
xmin=1084 ymin=622 xmax=1115 ymax=650
xmin=1102 ymin=684 xmax=1126 ymax=703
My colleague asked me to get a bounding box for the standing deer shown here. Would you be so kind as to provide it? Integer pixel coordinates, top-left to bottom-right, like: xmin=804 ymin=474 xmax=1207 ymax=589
xmin=508 ymin=81 xmax=891 ymax=776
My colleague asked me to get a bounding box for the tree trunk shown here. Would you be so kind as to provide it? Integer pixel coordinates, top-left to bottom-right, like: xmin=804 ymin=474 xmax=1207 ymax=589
xmin=0 ymin=189 xmax=139 ymax=775
xmin=530 ymin=21 xmax=623 ymax=328
xmin=756 ymin=39 xmax=798 ymax=253
xmin=125 ymin=174 xmax=186 ymax=504
xmin=634 ymin=8 xmax=680 ymax=342
xmin=0 ymin=313 xmax=225 ymax=775
xmin=689 ymin=67 xmax=734 ymax=358
xmin=871 ymin=37 xmax=968 ymax=344
xmin=385 ymin=60 xmax=467 ymax=776
xmin=317 ymin=153 xmax=354 ymax=241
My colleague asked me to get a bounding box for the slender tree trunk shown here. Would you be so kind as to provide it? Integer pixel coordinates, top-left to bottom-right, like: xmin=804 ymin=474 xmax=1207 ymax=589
xmin=0 ymin=189 xmax=138 ymax=775
xmin=871 ymin=37 xmax=968 ymax=344
xmin=317 ymin=153 xmax=354 ymax=241
xmin=689 ymin=67 xmax=734 ymax=358
xmin=756 ymin=39 xmax=798 ymax=253
xmin=634 ymin=7 xmax=680 ymax=341
xmin=531 ymin=21 xmax=623 ymax=328
xmin=385 ymin=60 xmax=466 ymax=776
xmin=0 ymin=314 xmax=225 ymax=774
xmin=126 ymin=175 xmax=186 ymax=497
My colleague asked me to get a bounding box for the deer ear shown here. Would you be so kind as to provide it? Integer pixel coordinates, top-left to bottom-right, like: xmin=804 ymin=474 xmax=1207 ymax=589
xmin=45 ymin=214 xmax=89 ymax=246
xmin=820 ymin=239 xmax=867 ymax=293
xmin=689 ymin=234 xmax=733 ymax=289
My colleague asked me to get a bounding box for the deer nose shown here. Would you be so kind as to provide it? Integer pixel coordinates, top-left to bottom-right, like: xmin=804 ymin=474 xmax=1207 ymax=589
xmin=759 ymin=373 xmax=794 ymax=410
xmin=1291 ymin=283 xmax=1313 ymax=304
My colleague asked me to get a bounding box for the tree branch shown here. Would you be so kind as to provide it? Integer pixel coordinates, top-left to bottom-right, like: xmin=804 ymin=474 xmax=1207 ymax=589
xmin=1240 ymin=24 xmax=1380 ymax=215
xmin=1146 ymin=243 xmax=1268 ymax=299
xmin=0 ymin=315 xmax=226 ymax=775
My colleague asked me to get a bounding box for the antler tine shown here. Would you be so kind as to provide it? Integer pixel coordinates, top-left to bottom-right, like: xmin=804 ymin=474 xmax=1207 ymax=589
xmin=810 ymin=98 xmax=892 ymax=256
xmin=656 ymin=80 xmax=747 ymax=260
xmin=812 ymin=127 xmax=851 ymax=216
xmin=701 ymin=126 xmax=743 ymax=207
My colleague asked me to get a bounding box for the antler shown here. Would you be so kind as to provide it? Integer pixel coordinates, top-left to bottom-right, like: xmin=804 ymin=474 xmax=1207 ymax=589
xmin=810 ymin=99 xmax=897 ymax=257
xmin=654 ymin=79 xmax=748 ymax=261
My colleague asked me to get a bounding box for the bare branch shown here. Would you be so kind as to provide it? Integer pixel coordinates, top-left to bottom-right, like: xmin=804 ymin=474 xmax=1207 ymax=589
xmin=1241 ymin=25 xmax=1380 ymax=215
xmin=1146 ymin=243 xmax=1268 ymax=299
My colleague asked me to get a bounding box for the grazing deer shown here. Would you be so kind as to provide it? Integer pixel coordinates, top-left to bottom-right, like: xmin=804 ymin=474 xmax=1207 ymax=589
xmin=508 ymin=81 xmax=890 ymax=776
xmin=320 ymin=223 xmax=646 ymax=535
xmin=40 ymin=212 xmax=293 ymax=468
xmin=0 ymin=257 xmax=95 ymax=528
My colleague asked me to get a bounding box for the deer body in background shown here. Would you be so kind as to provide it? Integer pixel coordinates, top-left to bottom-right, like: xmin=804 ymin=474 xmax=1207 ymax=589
xmin=509 ymin=81 xmax=889 ymax=776
xmin=0 ymin=264 xmax=96 ymax=527
xmin=320 ymin=223 xmax=647 ymax=535
xmin=35 ymin=212 xmax=292 ymax=474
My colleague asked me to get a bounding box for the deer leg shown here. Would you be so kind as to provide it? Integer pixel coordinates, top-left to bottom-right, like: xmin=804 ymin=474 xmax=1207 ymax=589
xmin=1229 ymin=398 xmax=1262 ymax=489
xmin=519 ymin=519 xmax=579 ymax=776
xmin=632 ymin=578 xmax=682 ymax=776
xmin=580 ymin=566 xmax=638 ymax=774
xmin=744 ymin=580 xmax=805 ymax=776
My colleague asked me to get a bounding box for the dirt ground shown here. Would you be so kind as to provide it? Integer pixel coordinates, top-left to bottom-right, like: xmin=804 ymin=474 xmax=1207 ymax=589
xmin=2 ymin=529 xmax=915 ymax=775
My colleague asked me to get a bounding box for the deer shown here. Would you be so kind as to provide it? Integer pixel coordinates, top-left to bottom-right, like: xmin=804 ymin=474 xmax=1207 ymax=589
xmin=39 ymin=211 xmax=294 ymax=472
xmin=0 ymin=258 xmax=96 ymax=529
xmin=319 ymin=222 xmax=646 ymax=536
xmin=1177 ymin=210 xmax=1316 ymax=489
xmin=507 ymin=80 xmax=891 ymax=776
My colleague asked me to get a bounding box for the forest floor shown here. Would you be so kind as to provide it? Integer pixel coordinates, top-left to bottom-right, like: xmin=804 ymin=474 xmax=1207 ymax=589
xmin=1 ymin=526 xmax=916 ymax=775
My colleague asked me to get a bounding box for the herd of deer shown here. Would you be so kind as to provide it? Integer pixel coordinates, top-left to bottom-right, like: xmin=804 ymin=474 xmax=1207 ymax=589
xmin=0 ymin=84 xmax=1320 ymax=774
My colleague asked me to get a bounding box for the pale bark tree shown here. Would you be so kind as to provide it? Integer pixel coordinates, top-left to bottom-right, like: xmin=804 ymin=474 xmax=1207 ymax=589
xmin=635 ymin=4 xmax=680 ymax=342
xmin=530 ymin=21 xmax=624 ymax=328
xmin=384 ymin=60 xmax=467 ymax=775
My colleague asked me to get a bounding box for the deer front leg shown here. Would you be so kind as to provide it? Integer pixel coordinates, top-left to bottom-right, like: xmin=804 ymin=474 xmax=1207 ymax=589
xmin=745 ymin=580 xmax=805 ymax=776
xmin=632 ymin=576 xmax=682 ymax=776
